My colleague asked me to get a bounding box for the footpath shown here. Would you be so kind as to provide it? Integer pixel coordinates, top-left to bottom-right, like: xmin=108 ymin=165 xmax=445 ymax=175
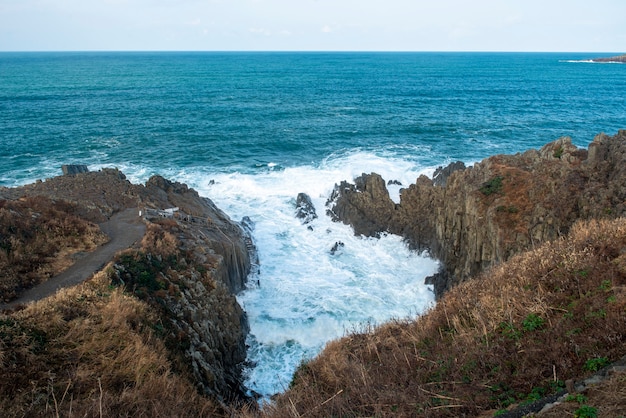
xmin=0 ymin=208 xmax=146 ymax=311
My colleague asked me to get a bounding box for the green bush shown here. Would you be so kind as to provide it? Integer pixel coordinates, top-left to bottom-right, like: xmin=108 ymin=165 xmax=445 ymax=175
xmin=480 ymin=176 xmax=504 ymax=196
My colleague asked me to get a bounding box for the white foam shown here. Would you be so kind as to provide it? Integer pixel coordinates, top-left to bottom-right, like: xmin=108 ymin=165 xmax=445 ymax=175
xmin=177 ymin=151 xmax=439 ymax=398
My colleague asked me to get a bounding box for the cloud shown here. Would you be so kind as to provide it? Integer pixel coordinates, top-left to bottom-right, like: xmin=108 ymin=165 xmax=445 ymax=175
xmin=249 ymin=27 xmax=271 ymax=36
xmin=321 ymin=25 xmax=332 ymax=33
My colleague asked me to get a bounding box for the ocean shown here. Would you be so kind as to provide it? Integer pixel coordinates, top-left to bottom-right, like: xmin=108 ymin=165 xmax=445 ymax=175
xmin=1 ymin=51 xmax=624 ymax=397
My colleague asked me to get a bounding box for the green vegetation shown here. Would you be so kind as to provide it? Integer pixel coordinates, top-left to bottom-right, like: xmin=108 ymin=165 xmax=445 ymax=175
xmin=553 ymin=146 xmax=564 ymax=159
xmin=480 ymin=175 xmax=504 ymax=196
xmin=584 ymin=357 xmax=610 ymax=372
xmin=574 ymin=405 xmax=598 ymax=418
xmin=522 ymin=313 xmax=545 ymax=332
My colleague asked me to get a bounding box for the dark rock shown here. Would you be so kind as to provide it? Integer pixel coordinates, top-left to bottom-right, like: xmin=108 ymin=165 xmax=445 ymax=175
xmin=326 ymin=173 xmax=395 ymax=237
xmin=241 ymin=216 xmax=260 ymax=277
xmin=325 ymin=131 xmax=626 ymax=299
xmin=61 ymin=164 xmax=89 ymax=176
xmin=432 ymin=161 xmax=466 ymax=187
xmin=387 ymin=179 xmax=402 ymax=186
xmin=295 ymin=192 xmax=318 ymax=224
xmin=330 ymin=241 xmax=345 ymax=255
xmin=591 ymin=54 xmax=626 ymax=63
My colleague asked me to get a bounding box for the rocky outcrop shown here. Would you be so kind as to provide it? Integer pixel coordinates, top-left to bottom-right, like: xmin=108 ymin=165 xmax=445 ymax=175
xmin=295 ymin=192 xmax=318 ymax=224
xmin=1 ymin=169 xmax=255 ymax=403
xmin=326 ymin=173 xmax=396 ymax=237
xmin=591 ymin=54 xmax=626 ymax=63
xmin=432 ymin=161 xmax=466 ymax=187
xmin=327 ymin=131 xmax=626 ymax=297
xmin=61 ymin=164 xmax=89 ymax=175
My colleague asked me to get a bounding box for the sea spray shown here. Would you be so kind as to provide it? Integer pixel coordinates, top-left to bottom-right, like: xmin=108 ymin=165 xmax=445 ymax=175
xmin=189 ymin=151 xmax=439 ymax=397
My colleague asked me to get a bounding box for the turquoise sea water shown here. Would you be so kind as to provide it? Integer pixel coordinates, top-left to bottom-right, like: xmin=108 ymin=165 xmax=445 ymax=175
xmin=1 ymin=52 xmax=625 ymax=397
xmin=1 ymin=52 xmax=625 ymax=186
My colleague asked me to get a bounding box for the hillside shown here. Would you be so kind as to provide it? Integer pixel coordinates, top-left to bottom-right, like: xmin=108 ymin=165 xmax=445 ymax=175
xmin=265 ymin=214 xmax=626 ymax=417
xmin=2 ymin=132 xmax=626 ymax=417
xmin=0 ymin=169 xmax=255 ymax=416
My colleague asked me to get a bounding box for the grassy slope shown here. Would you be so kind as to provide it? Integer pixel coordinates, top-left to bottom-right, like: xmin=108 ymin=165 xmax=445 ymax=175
xmin=0 ymin=270 xmax=222 ymax=417
xmin=0 ymin=197 xmax=108 ymax=302
xmin=0 ymin=214 xmax=245 ymax=417
xmin=265 ymin=218 xmax=626 ymax=417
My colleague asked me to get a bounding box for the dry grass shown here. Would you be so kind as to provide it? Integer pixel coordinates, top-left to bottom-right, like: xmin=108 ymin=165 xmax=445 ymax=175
xmin=0 ymin=196 xmax=107 ymax=302
xmin=0 ymin=269 xmax=223 ymax=417
xmin=264 ymin=218 xmax=626 ymax=417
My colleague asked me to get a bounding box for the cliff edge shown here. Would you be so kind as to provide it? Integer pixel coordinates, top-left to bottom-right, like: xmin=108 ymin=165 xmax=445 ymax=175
xmin=327 ymin=130 xmax=626 ymax=297
xmin=0 ymin=169 xmax=255 ymax=413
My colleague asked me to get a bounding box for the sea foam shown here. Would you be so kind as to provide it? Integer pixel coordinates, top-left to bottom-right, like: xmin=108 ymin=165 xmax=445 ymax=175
xmin=186 ymin=150 xmax=439 ymax=398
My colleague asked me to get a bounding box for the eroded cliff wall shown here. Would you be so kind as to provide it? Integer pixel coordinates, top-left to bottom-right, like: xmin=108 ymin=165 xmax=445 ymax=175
xmin=327 ymin=131 xmax=626 ymax=297
xmin=0 ymin=169 xmax=254 ymax=402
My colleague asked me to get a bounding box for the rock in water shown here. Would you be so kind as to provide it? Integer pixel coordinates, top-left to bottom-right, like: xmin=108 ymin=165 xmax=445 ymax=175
xmin=326 ymin=173 xmax=395 ymax=237
xmin=432 ymin=161 xmax=466 ymax=187
xmin=330 ymin=241 xmax=345 ymax=255
xmin=295 ymin=192 xmax=318 ymax=224
xmin=61 ymin=164 xmax=89 ymax=175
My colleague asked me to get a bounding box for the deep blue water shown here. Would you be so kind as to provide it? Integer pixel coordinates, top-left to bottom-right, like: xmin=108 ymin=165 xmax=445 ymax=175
xmin=1 ymin=52 xmax=625 ymax=397
xmin=1 ymin=52 xmax=624 ymax=186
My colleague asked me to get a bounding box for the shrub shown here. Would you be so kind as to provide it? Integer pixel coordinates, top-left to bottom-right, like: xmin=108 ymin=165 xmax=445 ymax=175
xmin=480 ymin=176 xmax=504 ymax=196
xmin=583 ymin=357 xmax=610 ymax=372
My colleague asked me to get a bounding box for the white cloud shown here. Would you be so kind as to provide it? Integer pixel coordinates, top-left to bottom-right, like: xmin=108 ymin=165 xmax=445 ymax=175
xmin=321 ymin=25 xmax=333 ymax=33
xmin=249 ymin=27 xmax=272 ymax=36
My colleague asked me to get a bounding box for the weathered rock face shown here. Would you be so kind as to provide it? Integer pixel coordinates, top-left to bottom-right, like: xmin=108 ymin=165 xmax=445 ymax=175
xmin=326 ymin=173 xmax=396 ymax=237
xmin=1 ymin=170 xmax=255 ymax=403
xmin=327 ymin=131 xmax=626 ymax=298
xmin=432 ymin=161 xmax=466 ymax=187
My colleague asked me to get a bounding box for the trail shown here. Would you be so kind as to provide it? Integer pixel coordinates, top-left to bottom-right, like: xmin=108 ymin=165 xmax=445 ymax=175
xmin=0 ymin=208 xmax=146 ymax=311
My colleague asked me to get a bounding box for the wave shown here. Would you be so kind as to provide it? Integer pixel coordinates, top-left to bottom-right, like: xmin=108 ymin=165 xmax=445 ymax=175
xmin=184 ymin=152 xmax=438 ymax=398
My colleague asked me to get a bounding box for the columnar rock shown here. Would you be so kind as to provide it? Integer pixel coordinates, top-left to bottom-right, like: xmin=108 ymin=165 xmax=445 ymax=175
xmin=327 ymin=131 xmax=626 ymax=298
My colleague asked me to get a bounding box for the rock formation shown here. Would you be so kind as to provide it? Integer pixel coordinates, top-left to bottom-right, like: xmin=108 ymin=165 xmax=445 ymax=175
xmin=295 ymin=192 xmax=318 ymax=224
xmin=327 ymin=131 xmax=626 ymax=297
xmin=0 ymin=169 xmax=255 ymax=402
xmin=591 ymin=54 xmax=626 ymax=63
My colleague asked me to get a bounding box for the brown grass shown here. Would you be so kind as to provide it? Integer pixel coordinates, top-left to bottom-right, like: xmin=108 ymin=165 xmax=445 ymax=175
xmin=0 ymin=270 xmax=223 ymax=417
xmin=263 ymin=218 xmax=626 ymax=417
xmin=0 ymin=196 xmax=107 ymax=302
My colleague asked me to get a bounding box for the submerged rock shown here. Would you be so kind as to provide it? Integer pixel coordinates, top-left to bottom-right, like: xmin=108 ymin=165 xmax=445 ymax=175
xmin=295 ymin=192 xmax=318 ymax=224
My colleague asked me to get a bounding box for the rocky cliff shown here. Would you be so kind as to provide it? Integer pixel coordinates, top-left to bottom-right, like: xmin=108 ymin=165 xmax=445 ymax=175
xmin=0 ymin=169 xmax=255 ymax=403
xmin=327 ymin=131 xmax=626 ymax=297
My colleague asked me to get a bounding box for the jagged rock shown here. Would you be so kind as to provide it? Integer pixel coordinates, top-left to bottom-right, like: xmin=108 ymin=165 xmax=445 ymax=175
xmin=432 ymin=161 xmax=466 ymax=187
xmin=327 ymin=131 xmax=626 ymax=298
xmin=387 ymin=179 xmax=402 ymax=186
xmin=330 ymin=241 xmax=345 ymax=255
xmin=2 ymin=169 xmax=255 ymax=402
xmin=295 ymin=192 xmax=318 ymax=224
xmin=326 ymin=173 xmax=395 ymax=237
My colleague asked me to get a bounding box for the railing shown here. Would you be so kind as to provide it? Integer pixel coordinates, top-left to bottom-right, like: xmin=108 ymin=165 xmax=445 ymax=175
xmin=141 ymin=207 xmax=213 ymax=226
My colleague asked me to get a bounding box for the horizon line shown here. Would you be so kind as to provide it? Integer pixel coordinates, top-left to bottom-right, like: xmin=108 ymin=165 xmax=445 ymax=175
xmin=0 ymin=49 xmax=623 ymax=54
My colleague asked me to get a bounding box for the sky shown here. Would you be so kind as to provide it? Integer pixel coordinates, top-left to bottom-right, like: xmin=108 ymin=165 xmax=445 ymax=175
xmin=0 ymin=0 xmax=624 ymax=52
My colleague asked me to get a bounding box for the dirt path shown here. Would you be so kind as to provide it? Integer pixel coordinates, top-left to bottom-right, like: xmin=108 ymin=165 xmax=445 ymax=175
xmin=0 ymin=208 xmax=146 ymax=311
